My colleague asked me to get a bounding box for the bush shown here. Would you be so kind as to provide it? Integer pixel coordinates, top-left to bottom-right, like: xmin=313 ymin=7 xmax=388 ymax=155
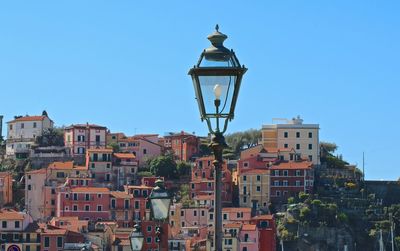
xmin=287 ymin=197 xmax=295 ymax=204
xmin=137 ymin=171 xmax=153 ymax=177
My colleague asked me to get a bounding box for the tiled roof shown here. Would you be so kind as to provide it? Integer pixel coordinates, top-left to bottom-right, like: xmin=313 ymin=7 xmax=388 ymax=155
xmin=65 ymin=124 xmax=106 ymax=129
xmin=124 ymin=185 xmax=153 ymax=189
xmin=8 ymin=115 xmax=48 ymax=123
xmin=240 ymin=169 xmax=269 ymax=175
xmin=242 ymin=224 xmax=256 ymax=231
xmin=0 ymin=209 xmax=26 ymax=220
xmin=110 ymin=191 xmax=133 ymax=199
xmin=222 ymin=207 xmax=251 ymax=213
xmin=270 ymin=161 xmax=313 ymax=170
xmin=87 ymin=148 xmax=113 ymax=153
xmin=193 ymin=195 xmax=214 ymax=200
xmin=48 ymin=161 xmax=74 ymax=170
xmin=0 ymin=172 xmax=12 ymax=177
xmin=113 ymin=153 xmax=136 ymax=159
xmin=251 ymin=214 xmax=273 ymax=220
xmin=224 ymin=222 xmax=242 ymax=228
xmin=71 ymin=187 xmax=110 ymax=193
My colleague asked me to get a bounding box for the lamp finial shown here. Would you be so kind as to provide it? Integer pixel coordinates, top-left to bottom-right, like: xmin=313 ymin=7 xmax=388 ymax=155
xmin=215 ymin=24 xmax=219 ymax=32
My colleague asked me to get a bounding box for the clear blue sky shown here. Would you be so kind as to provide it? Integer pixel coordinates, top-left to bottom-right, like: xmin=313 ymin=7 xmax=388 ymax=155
xmin=1 ymin=1 xmax=399 ymax=180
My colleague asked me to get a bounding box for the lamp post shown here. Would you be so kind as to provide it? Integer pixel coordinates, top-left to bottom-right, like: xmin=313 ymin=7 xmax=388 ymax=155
xmin=188 ymin=25 xmax=247 ymax=251
xmin=129 ymin=224 xmax=144 ymax=251
xmin=129 ymin=180 xmax=171 ymax=251
xmin=149 ymin=179 xmax=172 ymax=251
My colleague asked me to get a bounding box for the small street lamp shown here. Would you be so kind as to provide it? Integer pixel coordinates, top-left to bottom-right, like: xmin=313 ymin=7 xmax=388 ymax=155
xmin=149 ymin=179 xmax=172 ymax=251
xmin=129 ymin=224 xmax=144 ymax=251
xmin=188 ymin=25 xmax=247 ymax=251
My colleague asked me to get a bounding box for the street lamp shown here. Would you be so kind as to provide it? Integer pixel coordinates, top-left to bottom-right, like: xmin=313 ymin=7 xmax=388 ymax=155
xmin=149 ymin=179 xmax=172 ymax=251
xmin=129 ymin=224 xmax=144 ymax=251
xmin=188 ymin=25 xmax=247 ymax=251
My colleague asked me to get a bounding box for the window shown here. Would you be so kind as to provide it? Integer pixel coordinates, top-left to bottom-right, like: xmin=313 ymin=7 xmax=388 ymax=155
xmin=97 ymin=205 xmax=102 ymax=211
xmin=194 ymin=210 xmax=197 ymax=216
xmin=106 ymin=163 xmax=111 ymax=169
xmin=296 ymin=180 xmax=301 ymax=186
xmin=283 ymin=170 xmax=288 ymax=176
xmin=243 ymin=186 xmax=247 ymax=194
xmin=308 ymin=132 xmax=313 ymax=138
xmin=191 ymin=183 xmax=195 ymax=189
xmin=274 ymin=180 xmax=280 ymax=186
xmin=9 ymin=124 xmax=13 ymax=130
xmin=208 ymin=182 xmax=212 ymax=188
xmin=257 ymin=175 xmax=261 ymax=181
xmin=2 ymin=221 xmax=7 ymax=228
xmin=21 ymin=123 xmax=24 ymax=129
xmin=51 ymin=199 xmax=55 ymax=205
xmin=33 ymin=122 xmax=37 ymax=128
xmin=106 ymin=173 xmax=111 ymax=181
xmin=134 ymin=201 xmax=139 ymax=209
xmin=223 ymin=214 xmax=227 ymax=220
xmin=28 ymin=184 xmax=32 ymax=190
xmin=181 ymin=211 xmax=184 ymax=216
xmin=308 ymin=155 xmax=313 ymax=161
xmin=276 ymin=191 xmax=281 ymax=196
xmin=243 ymin=162 xmax=249 ymax=167
xmin=57 ymin=236 xmax=63 ymax=247
xmin=124 ymin=199 xmax=129 ymax=209
xmin=147 ymin=225 xmax=152 ymax=232
xmin=296 ymin=132 xmax=300 ymax=138
xmin=181 ymin=222 xmax=185 ymax=227
xmin=284 ymin=143 xmax=288 ymax=148
xmin=85 ymin=194 xmax=90 ymax=201
xmin=44 ymin=237 xmax=50 ymax=247
xmin=95 ymin=135 xmax=100 ymax=142
xmin=143 ymin=149 xmax=147 ymax=154
xmin=274 ymin=170 xmax=279 ymax=176
xmin=97 ymin=193 xmax=102 ymax=198
xmin=77 ymin=135 xmax=85 ymax=142
xmin=146 ymin=237 xmax=152 ymax=243
xmin=243 ymin=197 xmax=247 ymax=203
xmin=308 ymin=144 xmax=312 ymax=150
xmin=201 ymin=210 xmax=205 ymax=216
xmin=296 ymin=144 xmax=300 ymax=150
xmin=257 ymin=186 xmax=261 ymax=191
xmin=243 ymin=176 xmax=247 ymax=181
xmin=85 ymin=205 xmax=90 ymax=211
xmin=170 ymin=210 xmax=175 ymax=216
xmin=210 ymin=213 xmax=214 ymax=220
xmin=283 ymin=180 xmax=288 ymax=186
xmin=284 ymin=132 xmax=288 ymax=138
xmin=296 ymin=170 xmax=301 ymax=176
xmin=73 ymin=205 xmax=78 ymax=211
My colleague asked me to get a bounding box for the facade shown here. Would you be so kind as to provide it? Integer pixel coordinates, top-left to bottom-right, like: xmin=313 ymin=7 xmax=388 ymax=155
xmin=64 ymin=123 xmax=107 ymax=156
xmin=269 ymin=161 xmax=314 ymax=203
xmin=164 ymin=131 xmax=199 ymax=161
xmin=190 ymin=156 xmax=232 ymax=205
xmin=261 ymin=116 xmax=320 ymax=165
xmin=86 ymin=148 xmax=113 ymax=183
xmin=0 ymin=172 xmax=13 ymax=207
xmin=6 ymin=114 xmax=53 ymax=158
xmin=250 ymin=215 xmax=277 ymax=251
xmin=25 ymin=161 xmax=89 ymax=221
xmin=113 ymin=153 xmax=138 ymax=188
xmin=238 ymin=168 xmax=270 ymax=211
xmin=107 ymin=133 xmax=162 ymax=164
xmin=109 ymin=191 xmax=135 ymax=228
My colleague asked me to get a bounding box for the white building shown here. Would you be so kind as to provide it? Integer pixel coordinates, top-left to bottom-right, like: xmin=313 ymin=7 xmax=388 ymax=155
xmin=6 ymin=114 xmax=53 ymax=158
xmin=261 ymin=116 xmax=320 ymax=165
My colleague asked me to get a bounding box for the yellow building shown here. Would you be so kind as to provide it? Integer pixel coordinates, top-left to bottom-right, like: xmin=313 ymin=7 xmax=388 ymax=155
xmin=238 ymin=169 xmax=270 ymax=209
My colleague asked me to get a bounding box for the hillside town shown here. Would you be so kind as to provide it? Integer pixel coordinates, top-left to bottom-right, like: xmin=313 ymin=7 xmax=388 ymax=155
xmin=0 ymin=112 xmax=399 ymax=251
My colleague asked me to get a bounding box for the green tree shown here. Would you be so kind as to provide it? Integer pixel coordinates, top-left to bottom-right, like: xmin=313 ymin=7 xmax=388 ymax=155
xmin=35 ymin=127 xmax=64 ymax=147
xmin=224 ymin=129 xmax=261 ymax=159
xmin=176 ymin=161 xmax=192 ymax=176
xmin=107 ymin=142 xmax=120 ymax=153
xmin=149 ymin=154 xmax=177 ymax=179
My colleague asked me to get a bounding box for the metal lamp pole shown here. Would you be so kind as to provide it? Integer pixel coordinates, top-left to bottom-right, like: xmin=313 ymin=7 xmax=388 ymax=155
xmin=188 ymin=25 xmax=247 ymax=251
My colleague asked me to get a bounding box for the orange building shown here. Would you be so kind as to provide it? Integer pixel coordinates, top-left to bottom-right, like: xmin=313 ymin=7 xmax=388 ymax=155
xmin=0 ymin=172 xmax=13 ymax=207
xmin=164 ymin=131 xmax=199 ymax=161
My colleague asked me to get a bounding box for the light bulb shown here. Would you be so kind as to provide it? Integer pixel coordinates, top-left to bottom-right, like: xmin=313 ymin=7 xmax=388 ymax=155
xmin=213 ymin=84 xmax=222 ymax=100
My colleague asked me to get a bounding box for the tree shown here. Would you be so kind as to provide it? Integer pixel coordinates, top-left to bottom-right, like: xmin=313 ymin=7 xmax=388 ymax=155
xmin=35 ymin=127 xmax=64 ymax=147
xmin=176 ymin=161 xmax=191 ymax=176
xmin=108 ymin=142 xmax=120 ymax=153
xmin=224 ymin=129 xmax=261 ymax=159
xmin=149 ymin=154 xmax=177 ymax=179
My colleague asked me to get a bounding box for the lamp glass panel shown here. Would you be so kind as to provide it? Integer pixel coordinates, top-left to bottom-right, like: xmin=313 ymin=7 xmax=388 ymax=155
xmin=151 ymin=198 xmax=171 ymax=220
xmin=130 ymin=236 xmax=144 ymax=251
xmin=198 ymin=75 xmax=236 ymax=116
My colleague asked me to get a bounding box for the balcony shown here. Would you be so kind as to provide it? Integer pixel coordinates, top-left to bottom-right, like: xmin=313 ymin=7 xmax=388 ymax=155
xmin=239 ymin=237 xmax=256 ymax=243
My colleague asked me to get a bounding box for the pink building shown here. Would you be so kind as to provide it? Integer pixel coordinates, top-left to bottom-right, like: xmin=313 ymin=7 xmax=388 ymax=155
xmin=238 ymin=223 xmax=259 ymax=251
xmin=0 ymin=172 xmax=13 ymax=207
xmin=163 ymin=131 xmax=200 ymax=161
xmin=190 ymin=156 xmax=232 ymax=205
xmin=57 ymin=186 xmax=110 ymax=222
xmin=86 ymin=148 xmax=113 ymax=183
xmin=64 ymin=123 xmax=107 ymax=156
xmin=110 ymin=191 xmax=135 ymax=228
xmin=113 ymin=153 xmax=138 ymax=187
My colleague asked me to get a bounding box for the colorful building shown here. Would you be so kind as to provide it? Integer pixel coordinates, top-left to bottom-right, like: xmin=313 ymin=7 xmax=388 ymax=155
xmin=163 ymin=131 xmax=199 ymax=161
xmin=0 ymin=172 xmax=13 ymax=207
xmin=6 ymin=113 xmax=53 ymax=158
xmin=86 ymin=148 xmax=113 ymax=183
xmin=64 ymin=123 xmax=107 ymax=156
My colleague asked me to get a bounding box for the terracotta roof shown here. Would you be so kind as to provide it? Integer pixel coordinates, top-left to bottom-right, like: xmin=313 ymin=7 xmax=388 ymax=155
xmin=0 ymin=209 xmax=26 ymax=220
xmin=71 ymin=187 xmax=110 ymax=193
xmin=125 ymin=185 xmax=152 ymax=189
xmin=0 ymin=172 xmax=12 ymax=177
xmin=240 ymin=169 xmax=269 ymax=175
xmin=222 ymin=207 xmax=251 ymax=213
xmin=65 ymin=124 xmax=106 ymax=129
xmin=224 ymin=222 xmax=242 ymax=228
xmin=48 ymin=161 xmax=74 ymax=170
xmin=110 ymin=191 xmax=133 ymax=199
xmin=87 ymin=148 xmax=113 ymax=153
xmin=42 ymin=228 xmax=68 ymax=236
xmin=8 ymin=115 xmax=48 ymax=123
xmin=113 ymin=153 xmax=136 ymax=159
xmin=252 ymin=214 xmax=273 ymax=220
xmin=270 ymin=161 xmax=313 ymax=170
xmin=242 ymin=224 xmax=256 ymax=231
xmin=194 ymin=195 xmax=214 ymax=200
